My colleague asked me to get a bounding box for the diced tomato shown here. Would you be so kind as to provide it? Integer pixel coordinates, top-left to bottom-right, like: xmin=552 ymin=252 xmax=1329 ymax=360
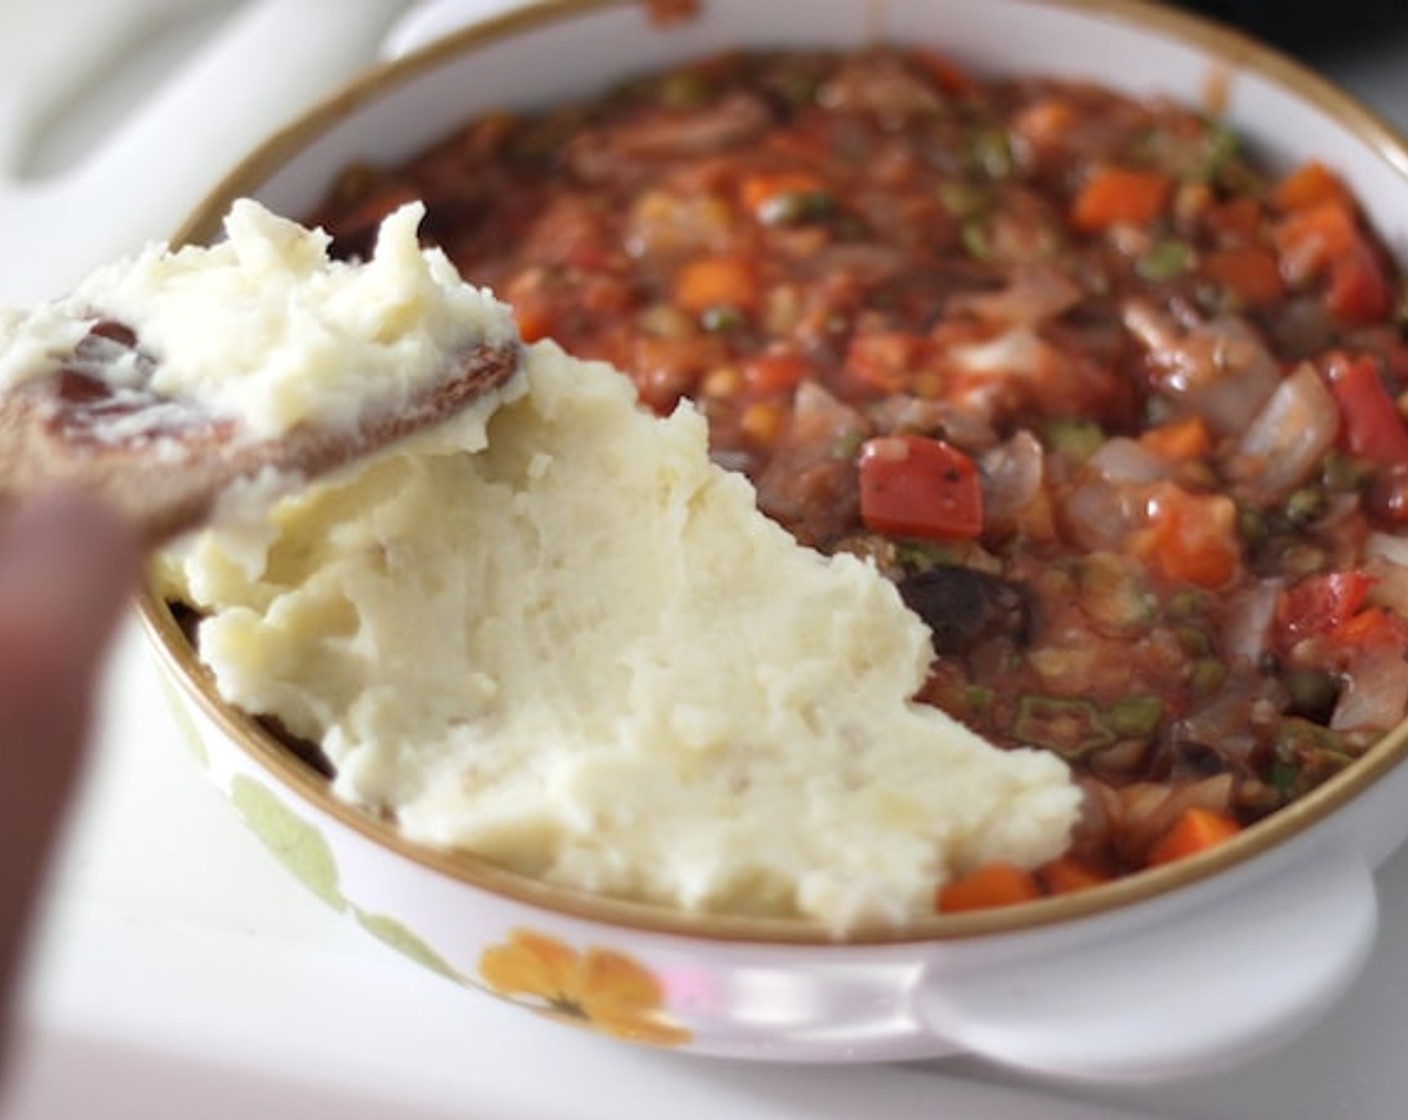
xmin=1331 ymin=606 xmax=1408 ymax=657
xmin=740 ymin=351 xmax=810 ymax=396
xmin=1274 ymin=199 xmax=1390 ymax=322
xmin=844 ymin=331 xmax=932 ymax=395
xmin=1324 ymin=353 xmax=1408 ymax=464
xmin=857 ymin=435 xmax=983 ymax=540
xmin=1070 ymin=166 xmax=1172 ymax=232
xmin=1129 ymin=482 xmax=1241 ymax=589
xmin=1203 ymin=195 xmax=1263 ymax=243
xmin=1202 ymin=245 xmax=1285 ymax=307
xmin=1276 ymin=569 xmax=1377 ymax=652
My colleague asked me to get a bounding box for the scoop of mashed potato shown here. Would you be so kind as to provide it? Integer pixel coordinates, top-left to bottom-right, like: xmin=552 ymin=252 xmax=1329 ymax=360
xmin=155 ymin=203 xmax=1079 ymax=933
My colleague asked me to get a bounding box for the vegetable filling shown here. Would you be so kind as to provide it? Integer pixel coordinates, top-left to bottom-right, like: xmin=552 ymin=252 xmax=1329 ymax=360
xmin=308 ymin=47 xmax=1408 ymax=893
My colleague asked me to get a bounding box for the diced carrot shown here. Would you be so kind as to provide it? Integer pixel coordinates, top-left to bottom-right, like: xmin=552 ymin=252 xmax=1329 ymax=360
xmin=1139 ymin=415 xmax=1212 ymax=462
xmin=739 ymin=171 xmax=828 ymax=219
xmin=1272 ymin=160 xmax=1350 ymax=213
xmin=1146 ymin=807 xmax=1241 ymax=866
xmin=938 ymin=862 xmax=1042 ymax=912
xmin=673 ymin=253 xmax=761 ymax=315
xmin=739 ymin=400 xmax=786 ymax=445
xmin=1202 ymin=245 xmax=1285 ymax=307
xmin=1070 ymin=167 xmax=1173 ymax=233
xmin=503 ymin=274 xmax=558 ymax=344
xmin=740 ymin=351 xmax=809 ymax=396
xmin=1038 ymin=857 xmax=1112 ymax=895
xmin=1129 ymin=482 xmax=1241 ymax=590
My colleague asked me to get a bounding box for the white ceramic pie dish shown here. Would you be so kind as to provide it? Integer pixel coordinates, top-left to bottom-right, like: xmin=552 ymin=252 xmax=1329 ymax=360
xmin=136 ymin=0 xmax=1408 ymax=1082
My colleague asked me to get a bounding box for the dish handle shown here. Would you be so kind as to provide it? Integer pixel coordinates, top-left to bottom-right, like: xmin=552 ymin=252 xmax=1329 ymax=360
xmin=915 ymin=845 xmax=1377 ymax=1080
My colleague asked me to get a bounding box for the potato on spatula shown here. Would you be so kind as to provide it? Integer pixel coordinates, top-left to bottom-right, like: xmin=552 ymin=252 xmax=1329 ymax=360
xmin=0 ymin=201 xmax=525 ymax=545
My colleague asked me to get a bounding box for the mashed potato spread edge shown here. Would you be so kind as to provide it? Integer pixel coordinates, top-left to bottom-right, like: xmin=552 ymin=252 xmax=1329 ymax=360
xmin=149 ymin=202 xmax=1081 ymax=930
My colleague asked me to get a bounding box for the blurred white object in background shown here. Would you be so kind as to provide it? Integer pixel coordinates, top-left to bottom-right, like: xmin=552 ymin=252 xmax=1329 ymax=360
xmin=0 ymin=0 xmax=407 ymax=303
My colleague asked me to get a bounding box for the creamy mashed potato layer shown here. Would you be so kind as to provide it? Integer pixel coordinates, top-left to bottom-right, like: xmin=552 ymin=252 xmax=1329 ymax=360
xmin=143 ymin=202 xmax=1079 ymax=932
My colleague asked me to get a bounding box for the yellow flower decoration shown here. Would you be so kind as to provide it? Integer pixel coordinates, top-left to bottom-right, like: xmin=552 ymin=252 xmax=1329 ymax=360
xmin=479 ymin=928 xmax=692 ymax=1048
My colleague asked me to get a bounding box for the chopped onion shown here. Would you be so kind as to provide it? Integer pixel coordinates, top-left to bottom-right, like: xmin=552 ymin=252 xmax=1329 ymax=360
xmin=1365 ymin=533 xmax=1408 ymax=618
xmin=1061 ymin=476 xmax=1143 ymax=552
xmin=980 ymin=431 xmax=1045 ymax=533
xmin=949 ymin=324 xmax=1045 ymax=376
xmin=1173 ymin=677 xmax=1263 ymax=753
xmin=1366 ymin=531 xmax=1408 ymax=568
xmin=1087 ymin=436 xmax=1174 ymax=485
xmin=868 ymin=393 xmax=998 ymax=449
xmin=949 ymin=266 xmax=1082 ymax=326
xmin=1122 ymin=300 xmax=1281 ymax=435
xmin=1219 ymin=581 xmax=1282 ymax=668
xmin=1226 ymin=363 xmax=1339 ymax=505
xmin=1332 ymin=653 xmax=1408 ymax=732
xmin=1110 ymin=774 xmax=1236 ymax=864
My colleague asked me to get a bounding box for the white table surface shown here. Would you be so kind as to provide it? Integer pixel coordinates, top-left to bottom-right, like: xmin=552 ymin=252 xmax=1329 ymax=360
xmin=5 ymin=5 xmax=1408 ymax=1117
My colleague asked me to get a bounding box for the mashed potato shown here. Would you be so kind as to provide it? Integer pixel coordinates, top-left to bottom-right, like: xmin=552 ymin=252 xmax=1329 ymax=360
xmin=138 ymin=203 xmax=1079 ymax=932
xmin=0 ymin=199 xmax=520 ymax=440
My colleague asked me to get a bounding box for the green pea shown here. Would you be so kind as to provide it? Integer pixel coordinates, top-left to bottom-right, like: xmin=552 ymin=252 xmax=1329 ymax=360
xmin=1283 ymin=487 xmax=1327 ymax=527
xmin=1040 ymin=417 xmax=1106 ymax=459
xmin=1104 ymin=695 xmax=1164 ymax=739
xmin=1137 ymin=241 xmax=1194 ymax=282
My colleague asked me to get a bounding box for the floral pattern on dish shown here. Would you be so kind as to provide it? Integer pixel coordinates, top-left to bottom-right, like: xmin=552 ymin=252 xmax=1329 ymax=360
xmin=479 ymin=927 xmax=692 ymax=1047
xmin=231 ymin=775 xmax=345 ymax=912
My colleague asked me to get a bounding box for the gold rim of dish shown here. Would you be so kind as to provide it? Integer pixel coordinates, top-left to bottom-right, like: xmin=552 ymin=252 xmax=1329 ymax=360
xmin=142 ymin=0 xmax=1408 ymax=945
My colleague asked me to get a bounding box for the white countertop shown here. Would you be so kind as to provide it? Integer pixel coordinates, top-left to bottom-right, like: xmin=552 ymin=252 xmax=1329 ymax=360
xmin=5 ymin=5 xmax=1408 ymax=1117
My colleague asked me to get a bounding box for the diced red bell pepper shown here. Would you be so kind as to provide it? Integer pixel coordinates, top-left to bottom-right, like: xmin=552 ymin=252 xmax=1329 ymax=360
xmin=1324 ymin=353 xmax=1408 ymax=465
xmin=857 ymin=435 xmax=983 ymax=540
